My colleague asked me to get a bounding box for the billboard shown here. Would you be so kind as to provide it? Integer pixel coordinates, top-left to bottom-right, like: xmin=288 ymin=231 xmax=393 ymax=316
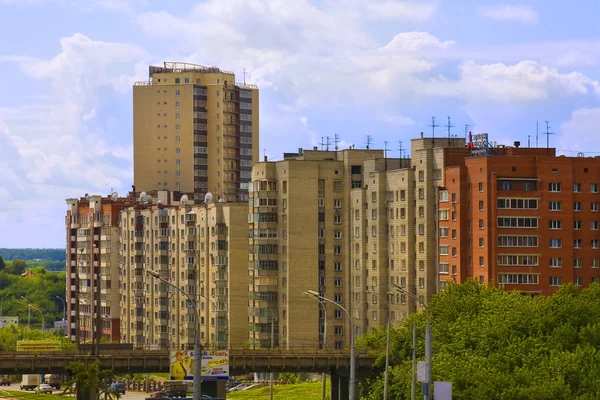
xmin=17 ymin=340 xmax=62 ymax=352
xmin=170 ymin=350 xmax=229 ymax=381
xmin=0 ymin=316 xmax=18 ymax=328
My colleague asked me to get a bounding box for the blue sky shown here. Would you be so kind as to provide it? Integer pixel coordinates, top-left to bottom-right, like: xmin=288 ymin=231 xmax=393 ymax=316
xmin=1 ymin=0 xmax=600 ymax=248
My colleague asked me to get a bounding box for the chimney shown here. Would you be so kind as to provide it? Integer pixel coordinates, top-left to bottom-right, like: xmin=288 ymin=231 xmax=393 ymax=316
xmin=313 ymin=146 xmax=318 ymax=151
xmin=420 ymin=132 xmax=424 ymax=138
xmin=264 ymin=156 xmax=267 ymax=162
xmin=298 ymin=148 xmax=303 ymax=155
xmin=514 ymin=141 xmax=521 ymax=148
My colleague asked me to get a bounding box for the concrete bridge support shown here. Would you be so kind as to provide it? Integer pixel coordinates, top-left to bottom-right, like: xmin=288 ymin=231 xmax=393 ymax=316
xmin=330 ymin=372 xmax=349 ymax=400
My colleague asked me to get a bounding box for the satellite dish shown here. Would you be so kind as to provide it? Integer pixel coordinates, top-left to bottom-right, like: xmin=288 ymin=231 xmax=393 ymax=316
xmin=110 ymin=192 xmax=118 ymax=201
xmin=156 ymin=199 xmax=163 ymax=205
xmin=181 ymin=194 xmax=189 ymax=203
xmin=218 ymin=198 xmax=225 ymax=203
xmin=146 ymin=195 xmax=154 ymax=203
xmin=204 ymin=192 xmax=213 ymax=204
xmin=139 ymin=192 xmax=147 ymax=202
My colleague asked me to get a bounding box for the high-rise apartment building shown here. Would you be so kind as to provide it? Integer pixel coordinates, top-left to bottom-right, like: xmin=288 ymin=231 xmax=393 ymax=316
xmin=119 ymin=193 xmax=249 ymax=350
xmin=65 ymin=195 xmax=125 ymax=343
xmin=247 ymin=136 xmax=467 ymax=349
xmin=438 ymin=146 xmax=600 ymax=294
xmin=133 ymin=62 xmax=259 ymax=203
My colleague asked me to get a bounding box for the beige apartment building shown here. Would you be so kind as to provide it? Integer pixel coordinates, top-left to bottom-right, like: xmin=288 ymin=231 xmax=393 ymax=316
xmin=119 ymin=192 xmax=249 ymax=350
xmin=248 ymin=136 xmax=467 ymax=349
xmin=133 ymin=62 xmax=259 ymax=203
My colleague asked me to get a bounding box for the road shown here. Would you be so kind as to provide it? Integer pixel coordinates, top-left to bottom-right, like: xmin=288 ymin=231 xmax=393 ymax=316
xmin=4 ymin=382 xmax=151 ymax=400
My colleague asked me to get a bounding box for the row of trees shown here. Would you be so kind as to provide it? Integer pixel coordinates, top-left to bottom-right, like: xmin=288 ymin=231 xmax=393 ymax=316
xmin=0 ymin=248 xmax=65 ymax=261
xmin=358 ymin=281 xmax=600 ymax=400
xmin=0 ymin=265 xmax=66 ymax=327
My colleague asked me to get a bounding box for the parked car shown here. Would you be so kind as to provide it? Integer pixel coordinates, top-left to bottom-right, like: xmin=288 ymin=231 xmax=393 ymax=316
xmin=0 ymin=375 xmax=10 ymax=386
xmin=109 ymin=382 xmax=126 ymax=394
xmin=149 ymin=391 xmax=166 ymax=399
xmin=36 ymin=383 xmax=54 ymax=394
xmin=227 ymin=383 xmax=250 ymax=392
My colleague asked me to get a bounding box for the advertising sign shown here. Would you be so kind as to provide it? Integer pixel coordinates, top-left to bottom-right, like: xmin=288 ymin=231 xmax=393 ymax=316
xmin=0 ymin=316 xmax=18 ymax=328
xmin=170 ymin=350 xmax=229 ymax=381
xmin=17 ymin=340 xmax=62 ymax=352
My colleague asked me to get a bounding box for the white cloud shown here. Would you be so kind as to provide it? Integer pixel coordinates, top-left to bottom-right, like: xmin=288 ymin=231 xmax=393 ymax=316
xmin=560 ymin=108 xmax=600 ymax=152
xmin=439 ymin=60 xmax=599 ymax=103
xmin=0 ymin=34 xmax=147 ymax=246
xmin=378 ymin=115 xmax=415 ymax=126
xmin=364 ymin=1 xmax=436 ymax=21
xmin=478 ymin=4 xmax=539 ymax=25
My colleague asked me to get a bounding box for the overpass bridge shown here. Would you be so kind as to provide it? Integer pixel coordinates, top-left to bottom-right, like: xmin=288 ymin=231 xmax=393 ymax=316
xmin=0 ymin=349 xmax=377 ymax=398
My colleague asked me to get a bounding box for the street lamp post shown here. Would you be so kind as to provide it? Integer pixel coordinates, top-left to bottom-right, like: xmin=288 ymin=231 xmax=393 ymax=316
xmin=147 ymin=269 xmax=202 ymax=400
xmin=0 ymin=294 xmax=10 ymax=317
xmin=393 ymin=284 xmax=432 ymax=400
xmin=200 ymin=294 xmax=218 ymax=349
xmin=20 ymin=296 xmax=31 ymax=329
xmin=366 ymin=287 xmax=393 ymax=400
xmin=305 ymin=290 xmax=356 ymax=400
xmin=30 ymin=305 xmax=44 ymax=332
xmin=303 ymin=292 xmax=328 ymax=400
xmin=56 ymin=296 xmax=66 ymax=325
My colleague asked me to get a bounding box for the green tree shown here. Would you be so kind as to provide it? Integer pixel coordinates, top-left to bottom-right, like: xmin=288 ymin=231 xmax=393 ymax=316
xmin=358 ymin=281 xmax=600 ymax=400
xmin=62 ymin=361 xmax=120 ymax=400
xmin=0 ymin=256 xmax=5 ymax=271
xmin=7 ymin=259 xmax=27 ymax=275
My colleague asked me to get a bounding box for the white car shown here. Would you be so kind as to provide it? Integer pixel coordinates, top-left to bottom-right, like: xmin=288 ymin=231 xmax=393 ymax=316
xmin=36 ymin=383 xmax=53 ymax=394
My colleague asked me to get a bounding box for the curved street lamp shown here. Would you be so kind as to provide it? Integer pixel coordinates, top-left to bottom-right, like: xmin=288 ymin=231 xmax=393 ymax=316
xmin=305 ymin=290 xmax=356 ymax=400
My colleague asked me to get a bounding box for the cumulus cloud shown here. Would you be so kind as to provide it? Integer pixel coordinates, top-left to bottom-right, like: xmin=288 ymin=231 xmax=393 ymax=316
xmin=478 ymin=4 xmax=539 ymax=24
xmin=0 ymin=34 xmax=146 ymax=246
xmin=560 ymin=108 xmax=600 ymax=152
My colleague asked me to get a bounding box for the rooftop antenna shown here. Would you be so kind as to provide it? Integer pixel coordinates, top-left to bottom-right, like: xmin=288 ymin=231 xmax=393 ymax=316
xmin=399 ymin=141 xmax=404 ymax=159
xmin=366 ymin=135 xmax=373 ymax=150
xmin=384 ymin=141 xmax=389 ymax=170
xmin=446 ymin=116 xmax=455 ymax=145
xmin=536 ymin=120 xmax=539 ymax=148
xmin=243 ymin=67 xmax=247 ymax=85
xmin=545 ymin=120 xmax=555 ymax=149
xmin=263 ymin=149 xmax=267 ymax=159
xmin=464 ymin=124 xmax=470 ymax=141
xmin=429 ymin=116 xmax=440 ymax=144
xmin=325 ymin=136 xmax=331 ymax=151
xmin=320 ymin=137 xmax=326 ymax=151
xmin=528 ymin=135 xmax=531 ymax=148
xmin=334 ymin=133 xmax=340 ymax=151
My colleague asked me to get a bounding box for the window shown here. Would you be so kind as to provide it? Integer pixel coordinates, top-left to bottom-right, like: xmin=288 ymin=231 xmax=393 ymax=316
xmin=524 ymin=181 xmax=537 ymax=191
xmin=419 ymin=278 xmax=425 ymax=289
xmin=479 ymin=219 xmax=484 ymax=229
xmin=479 ymin=256 xmax=484 ymax=267
xmin=593 ymin=258 xmax=600 ymax=268
xmin=479 ymin=182 xmax=484 ymax=192
xmin=439 ymin=245 xmax=449 ymax=255
xmin=498 ymin=274 xmax=539 ymax=284
xmin=334 ymin=215 xmax=342 ymax=224
xmin=371 ymin=192 xmax=377 ymax=202
xmin=439 ymin=227 xmax=449 ymax=238
xmin=451 ymin=229 xmax=457 ymax=239
xmin=549 ymin=182 xmax=561 ymax=192
xmin=549 ymin=201 xmax=561 ymax=211
xmin=439 ymin=190 xmax=449 ymax=202
xmin=175 ymin=113 xmax=180 ymax=120
xmin=438 ymin=209 xmax=449 ymax=220
xmin=176 ymin=147 xmax=181 ymax=154
xmin=497 ymin=255 xmax=539 ymax=266
xmin=592 ymin=202 xmax=599 ymax=212
xmin=496 ymin=236 xmax=539 ymax=247
xmin=175 ymin=78 xmax=180 ymax=84
xmin=592 ymin=184 xmax=599 ymax=193
xmin=334 ymin=231 xmax=342 ymax=239
xmin=418 ymin=170 xmax=424 ymax=182
xmin=497 ymin=217 xmax=538 ymax=228
xmin=500 ymin=181 xmax=512 ymax=191
xmin=479 ymin=201 xmax=484 ymax=211
xmin=574 ymin=239 xmax=583 ymax=249
xmin=575 ymin=277 xmax=583 ymax=286
xmin=549 ymin=220 xmax=562 ymax=230
xmin=497 ymin=198 xmax=538 ymax=209
xmin=334 ymin=278 xmax=342 ymax=287
xmin=334 ymin=246 xmax=342 ymax=255
xmin=479 ymin=238 xmax=484 ymax=248
xmin=439 ymin=263 xmax=449 ymax=274
xmin=549 ymin=258 xmax=562 ymax=268
xmin=574 ymin=202 xmax=582 ymax=211
xmin=175 ymin=102 xmax=180 ymax=108
xmin=549 ymin=277 xmax=562 ymax=286
xmin=175 ymin=89 xmax=180 ymax=97
xmin=593 ymin=240 xmax=600 ymax=249
xmin=574 ymin=258 xmax=583 ymax=268
xmin=574 ymin=220 xmax=582 ymax=230
xmin=175 ymin=124 xmax=180 ymax=131
xmin=549 ymin=239 xmax=562 ymax=248
xmin=592 ymin=221 xmax=599 ymax=230
xmin=574 ymin=183 xmax=582 ymax=192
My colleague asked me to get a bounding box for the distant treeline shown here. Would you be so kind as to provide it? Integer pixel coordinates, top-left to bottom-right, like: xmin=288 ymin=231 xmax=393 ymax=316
xmin=0 ymin=248 xmax=65 ymax=261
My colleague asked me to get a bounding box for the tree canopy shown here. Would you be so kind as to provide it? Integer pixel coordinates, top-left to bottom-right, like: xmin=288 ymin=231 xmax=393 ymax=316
xmin=358 ymin=281 xmax=600 ymax=400
xmin=0 ymin=248 xmax=65 ymax=262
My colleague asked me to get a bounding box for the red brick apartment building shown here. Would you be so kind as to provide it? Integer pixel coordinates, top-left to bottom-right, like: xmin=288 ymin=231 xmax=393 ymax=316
xmin=439 ymin=146 xmax=600 ymax=295
xmin=65 ymin=194 xmax=127 ymax=343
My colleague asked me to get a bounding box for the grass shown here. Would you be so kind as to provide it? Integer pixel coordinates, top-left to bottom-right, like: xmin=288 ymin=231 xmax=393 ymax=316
xmin=0 ymin=390 xmax=60 ymax=400
xmin=150 ymin=373 xmax=170 ymax=381
xmin=227 ymin=381 xmax=330 ymax=400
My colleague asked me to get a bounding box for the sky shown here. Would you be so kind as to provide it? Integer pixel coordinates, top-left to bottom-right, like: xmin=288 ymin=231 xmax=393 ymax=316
xmin=1 ymin=0 xmax=600 ymax=248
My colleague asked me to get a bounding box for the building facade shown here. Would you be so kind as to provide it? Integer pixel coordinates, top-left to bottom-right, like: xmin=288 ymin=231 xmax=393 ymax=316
xmin=119 ymin=194 xmax=249 ymax=350
xmin=65 ymin=195 xmax=125 ymax=343
xmin=247 ymin=136 xmax=467 ymax=350
xmin=133 ymin=62 xmax=259 ymax=203
xmin=438 ymin=146 xmax=600 ymax=294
